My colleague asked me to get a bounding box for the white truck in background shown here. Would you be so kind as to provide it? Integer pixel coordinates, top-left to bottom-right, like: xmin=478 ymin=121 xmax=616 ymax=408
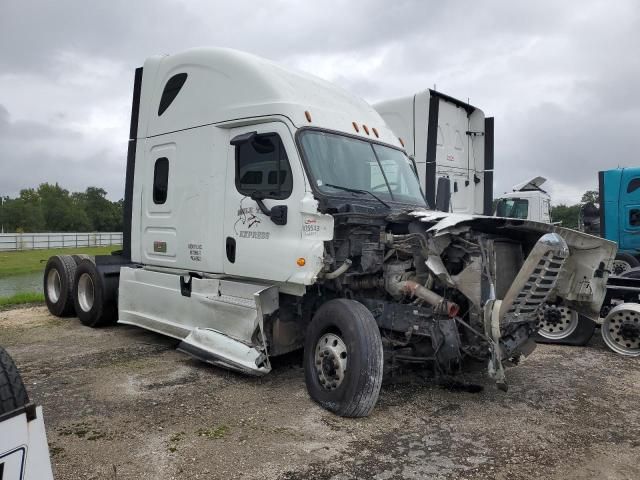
xmin=374 ymin=90 xmax=494 ymax=215
xmin=373 ymin=93 xmax=552 ymax=223
xmin=40 ymin=48 xmax=616 ymax=417
xmin=494 ymin=176 xmax=552 ymax=223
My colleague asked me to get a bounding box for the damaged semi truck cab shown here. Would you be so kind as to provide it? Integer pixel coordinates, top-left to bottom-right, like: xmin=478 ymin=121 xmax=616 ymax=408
xmin=43 ymin=48 xmax=617 ymax=417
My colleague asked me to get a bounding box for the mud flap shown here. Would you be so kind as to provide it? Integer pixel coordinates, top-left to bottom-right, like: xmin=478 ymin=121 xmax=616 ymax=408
xmin=177 ymin=285 xmax=279 ymax=376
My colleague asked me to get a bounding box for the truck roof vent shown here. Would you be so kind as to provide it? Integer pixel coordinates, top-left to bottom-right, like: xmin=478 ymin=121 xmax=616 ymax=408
xmin=158 ymin=73 xmax=188 ymax=116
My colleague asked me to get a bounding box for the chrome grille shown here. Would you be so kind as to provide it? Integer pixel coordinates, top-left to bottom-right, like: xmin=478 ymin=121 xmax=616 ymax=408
xmin=499 ymin=233 xmax=569 ymax=325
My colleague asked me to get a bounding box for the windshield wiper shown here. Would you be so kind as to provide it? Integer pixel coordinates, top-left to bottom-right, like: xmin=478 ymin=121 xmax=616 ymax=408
xmin=325 ymin=183 xmax=390 ymax=209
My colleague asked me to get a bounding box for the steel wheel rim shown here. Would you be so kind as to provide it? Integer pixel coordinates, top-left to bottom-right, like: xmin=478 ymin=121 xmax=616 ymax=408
xmin=47 ymin=269 xmax=61 ymax=303
xmin=602 ymin=309 xmax=640 ymax=357
xmin=612 ymin=260 xmax=632 ymax=276
xmin=314 ymin=333 xmax=348 ymax=391
xmin=77 ymin=273 xmax=95 ymax=313
xmin=537 ymin=304 xmax=579 ymax=339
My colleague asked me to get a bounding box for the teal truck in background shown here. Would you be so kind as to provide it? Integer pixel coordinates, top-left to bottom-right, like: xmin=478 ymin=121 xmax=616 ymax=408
xmin=581 ymin=167 xmax=640 ymax=272
xmin=537 ymin=167 xmax=640 ymax=356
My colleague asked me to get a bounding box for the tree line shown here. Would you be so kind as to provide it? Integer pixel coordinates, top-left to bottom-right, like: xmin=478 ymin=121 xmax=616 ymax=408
xmin=0 ymin=183 xmax=596 ymax=233
xmin=0 ymin=184 xmax=123 ymax=233
xmin=549 ymin=190 xmax=598 ymax=229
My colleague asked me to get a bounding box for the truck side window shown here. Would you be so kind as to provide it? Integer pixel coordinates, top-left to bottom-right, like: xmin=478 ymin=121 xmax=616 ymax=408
xmin=158 ymin=73 xmax=187 ymax=116
xmin=153 ymin=157 xmax=169 ymax=204
xmin=630 ymin=209 xmax=640 ymax=227
xmin=235 ymin=133 xmax=293 ymax=200
xmin=627 ymin=178 xmax=640 ymax=193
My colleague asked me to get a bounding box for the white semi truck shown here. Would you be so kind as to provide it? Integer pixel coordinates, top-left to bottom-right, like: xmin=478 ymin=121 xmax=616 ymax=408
xmin=43 ymin=48 xmax=616 ymax=417
xmin=494 ymin=177 xmax=552 ymax=223
xmin=374 ymin=91 xmax=494 ymax=215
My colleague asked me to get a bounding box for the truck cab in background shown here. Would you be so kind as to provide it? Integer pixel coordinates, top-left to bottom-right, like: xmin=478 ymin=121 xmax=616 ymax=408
xmin=590 ymin=167 xmax=640 ymax=271
xmin=374 ymin=90 xmax=494 ymax=215
xmin=494 ymin=176 xmax=552 ymax=223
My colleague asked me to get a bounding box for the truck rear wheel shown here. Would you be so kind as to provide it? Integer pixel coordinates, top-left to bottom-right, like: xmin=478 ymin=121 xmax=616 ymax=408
xmin=72 ymin=259 xmax=118 ymax=328
xmin=304 ymin=299 xmax=383 ymax=418
xmin=612 ymin=253 xmax=640 ymax=276
xmin=43 ymin=255 xmax=77 ymax=317
xmin=536 ymin=304 xmax=596 ymax=346
xmin=72 ymin=254 xmax=95 ymax=265
xmin=0 ymin=347 xmax=29 ymax=415
xmin=601 ymin=303 xmax=640 ymax=356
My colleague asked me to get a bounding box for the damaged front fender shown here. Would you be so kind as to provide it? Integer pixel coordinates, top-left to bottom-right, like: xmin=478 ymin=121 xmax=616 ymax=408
xmin=408 ymin=210 xmax=617 ymax=321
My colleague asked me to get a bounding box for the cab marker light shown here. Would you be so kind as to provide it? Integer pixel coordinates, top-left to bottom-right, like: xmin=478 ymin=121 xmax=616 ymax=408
xmin=297 ymin=258 xmax=306 ymax=266
xmin=305 ymin=110 xmax=312 ymax=122
xmin=362 ymin=124 xmax=370 ymax=135
xmin=399 ymin=137 xmax=405 ymax=147
xmin=372 ymin=127 xmax=379 ymax=138
xmin=352 ymin=121 xmax=359 ymax=132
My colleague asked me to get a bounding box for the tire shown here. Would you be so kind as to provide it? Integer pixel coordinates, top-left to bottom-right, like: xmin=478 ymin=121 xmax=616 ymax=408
xmin=304 ymin=299 xmax=383 ymax=418
xmin=536 ymin=304 xmax=596 ymax=346
xmin=601 ymin=303 xmax=640 ymax=357
xmin=43 ymin=255 xmax=77 ymax=317
xmin=0 ymin=347 xmax=29 ymax=415
xmin=612 ymin=253 xmax=640 ymax=276
xmin=72 ymin=254 xmax=95 ymax=265
xmin=72 ymin=259 xmax=118 ymax=328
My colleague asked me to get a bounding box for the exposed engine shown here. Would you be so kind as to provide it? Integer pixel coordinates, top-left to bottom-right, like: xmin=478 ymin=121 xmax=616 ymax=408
xmin=316 ymin=209 xmax=612 ymax=389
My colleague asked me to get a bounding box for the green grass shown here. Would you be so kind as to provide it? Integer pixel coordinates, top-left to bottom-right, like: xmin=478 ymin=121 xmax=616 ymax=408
xmin=0 ymin=246 xmax=121 ymax=278
xmin=0 ymin=291 xmax=45 ymax=307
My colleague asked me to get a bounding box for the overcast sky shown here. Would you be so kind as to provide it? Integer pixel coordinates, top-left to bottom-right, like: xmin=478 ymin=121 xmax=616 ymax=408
xmin=1 ymin=0 xmax=638 ymax=205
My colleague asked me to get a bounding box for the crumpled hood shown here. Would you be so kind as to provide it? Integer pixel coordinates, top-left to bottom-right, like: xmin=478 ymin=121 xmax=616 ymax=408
xmin=408 ymin=210 xmax=618 ymax=319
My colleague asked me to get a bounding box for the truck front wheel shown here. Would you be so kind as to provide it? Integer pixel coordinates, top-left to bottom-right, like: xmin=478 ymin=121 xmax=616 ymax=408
xmin=304 ymin=299 xmax=383 ymax=418
xmin=536 ymin=304 xmax=596 ymax=346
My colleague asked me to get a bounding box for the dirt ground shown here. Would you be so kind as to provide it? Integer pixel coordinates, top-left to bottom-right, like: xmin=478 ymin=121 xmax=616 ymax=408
xmin=1 ymin=306 xmax=639 ymax=480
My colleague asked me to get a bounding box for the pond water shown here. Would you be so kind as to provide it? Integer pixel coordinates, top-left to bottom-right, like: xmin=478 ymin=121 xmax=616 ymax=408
xmin=0 ymin=271 xmax=44 ymax=297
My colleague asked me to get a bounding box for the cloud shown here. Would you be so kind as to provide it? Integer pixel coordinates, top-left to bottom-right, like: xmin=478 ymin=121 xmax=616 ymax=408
xmin=0 ymin=0 xmax=638 ymax=205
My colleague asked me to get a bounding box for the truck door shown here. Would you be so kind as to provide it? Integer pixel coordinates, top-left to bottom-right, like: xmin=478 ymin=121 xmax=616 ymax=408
xmin=139 ymin=142 xmax=178 ymax=265
xmin=222 ymin=122 xmax=307 ymax=283
xmin=619 ymin=170 xmax=640 ymax=253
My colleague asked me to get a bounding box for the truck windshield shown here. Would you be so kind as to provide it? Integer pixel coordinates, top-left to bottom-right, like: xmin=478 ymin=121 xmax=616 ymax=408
xmin=496 ymin=198 xmax=529 ymax=219
xmin=298 ymin=130 xmax=426 ymax=206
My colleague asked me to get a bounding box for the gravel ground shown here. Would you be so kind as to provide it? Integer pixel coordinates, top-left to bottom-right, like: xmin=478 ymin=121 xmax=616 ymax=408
xmin=1 ymin=305 xmax=639 ymax=480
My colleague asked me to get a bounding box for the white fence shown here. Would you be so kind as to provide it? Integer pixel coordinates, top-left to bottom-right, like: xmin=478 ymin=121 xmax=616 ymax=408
xmin=0 ymin=232 xmax=123 ymax=251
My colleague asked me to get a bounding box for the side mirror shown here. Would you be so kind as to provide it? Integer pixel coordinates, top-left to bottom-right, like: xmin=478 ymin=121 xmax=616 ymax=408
xmin=250 ymin=191 xmax=288 ymax=226
xmin=269 ymin=205 xmax=288 ymax=226
xmin=435 ymin=177 xmax=451 ymax=212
